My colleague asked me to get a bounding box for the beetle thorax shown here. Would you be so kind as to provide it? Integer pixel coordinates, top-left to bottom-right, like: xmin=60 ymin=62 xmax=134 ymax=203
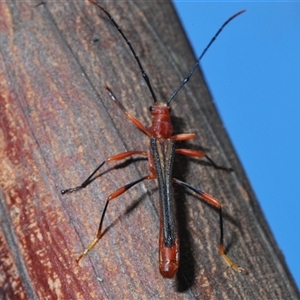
xmin=148 ymin=102 xmax=173 ymax=139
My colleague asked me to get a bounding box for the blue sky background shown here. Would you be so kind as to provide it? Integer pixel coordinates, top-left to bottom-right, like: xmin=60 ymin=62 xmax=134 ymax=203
xmin=173 ymin=1 xmax=300 ymax=289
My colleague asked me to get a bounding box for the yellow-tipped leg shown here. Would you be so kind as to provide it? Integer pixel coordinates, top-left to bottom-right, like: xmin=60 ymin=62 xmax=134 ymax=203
xmin=219 ymin=244 xmax=248 ymax=275
xmin=76 ymin=237 xmax=100 ymax=263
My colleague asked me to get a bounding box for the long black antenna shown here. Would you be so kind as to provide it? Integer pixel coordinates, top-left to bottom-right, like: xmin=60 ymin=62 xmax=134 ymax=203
xmin=167 ymin=10 xmax=245 ymax=104
xmin=89 ymin=0 xmax=158 ymax=103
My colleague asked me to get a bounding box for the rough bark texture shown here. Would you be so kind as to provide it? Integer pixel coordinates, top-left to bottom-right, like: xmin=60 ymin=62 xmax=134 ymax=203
xmin=0 ymin=1 xmax=299 ymax=299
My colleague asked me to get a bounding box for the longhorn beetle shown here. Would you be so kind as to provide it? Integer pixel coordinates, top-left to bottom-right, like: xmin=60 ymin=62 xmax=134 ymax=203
xmin=62 ymin=0 xmax=247 ymax=278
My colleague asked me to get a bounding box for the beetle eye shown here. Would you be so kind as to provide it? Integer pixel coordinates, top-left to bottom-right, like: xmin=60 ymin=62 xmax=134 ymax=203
xmin=149 ymin=105 xmax=154 ymax=112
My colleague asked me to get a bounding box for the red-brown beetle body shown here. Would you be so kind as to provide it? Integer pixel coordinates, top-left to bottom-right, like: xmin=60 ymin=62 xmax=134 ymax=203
xmin=61 ymin=1 xmax=248 ymax=278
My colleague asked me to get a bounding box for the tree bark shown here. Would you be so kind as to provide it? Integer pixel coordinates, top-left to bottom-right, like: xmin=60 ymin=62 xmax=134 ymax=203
xmin=0 ymin=1 xmax=298 ymax=299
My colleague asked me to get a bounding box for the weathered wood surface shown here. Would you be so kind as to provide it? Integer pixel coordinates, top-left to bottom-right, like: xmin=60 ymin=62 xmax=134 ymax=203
xmin=0 ymin=1 xmax=299 ymax=299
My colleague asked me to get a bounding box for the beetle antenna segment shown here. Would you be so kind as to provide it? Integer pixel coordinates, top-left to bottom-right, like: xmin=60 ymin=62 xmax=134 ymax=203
xmin=89 ymin=0 xmax=158 ymax=103
xmin=167 ymin=10 xmax=245 ymax=104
